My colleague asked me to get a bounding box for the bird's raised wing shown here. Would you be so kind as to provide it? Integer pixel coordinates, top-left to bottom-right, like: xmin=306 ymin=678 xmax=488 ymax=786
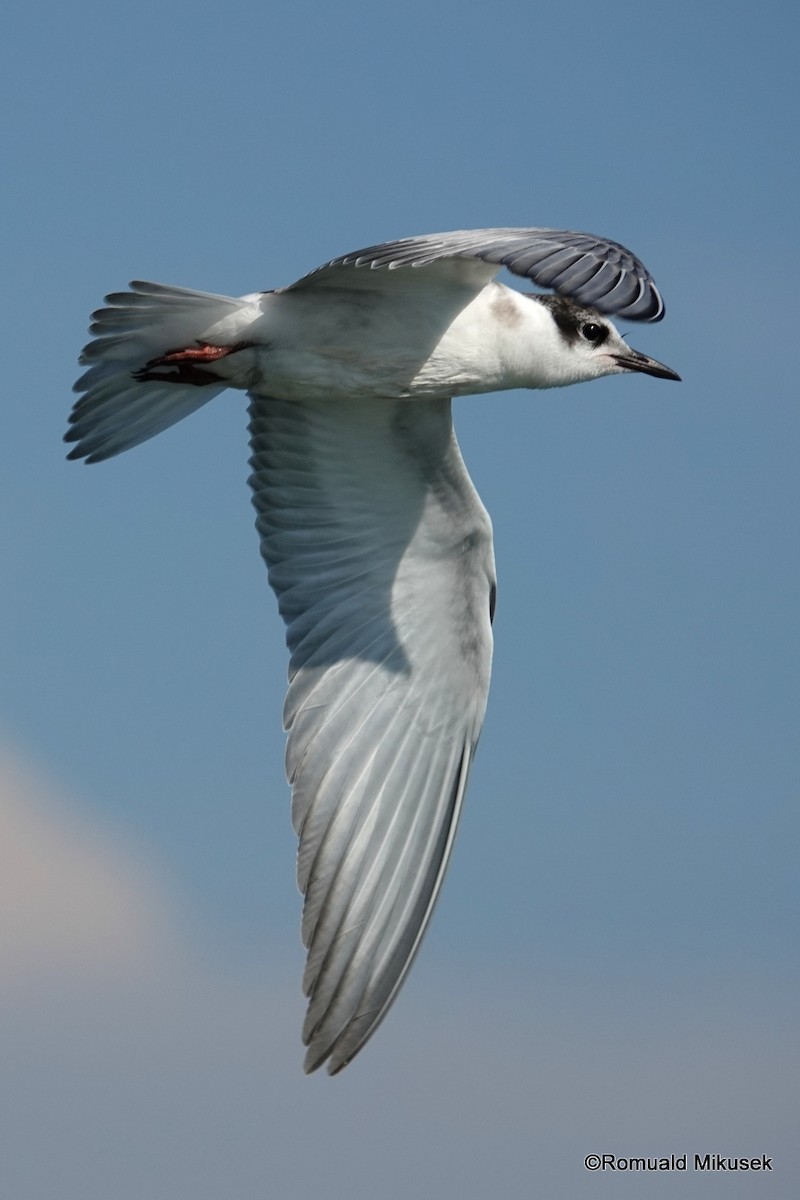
xmin=290 ymin=227 xmax=665 ymax=321
xmin=248 ymin=392 xmax=495 ymax=1073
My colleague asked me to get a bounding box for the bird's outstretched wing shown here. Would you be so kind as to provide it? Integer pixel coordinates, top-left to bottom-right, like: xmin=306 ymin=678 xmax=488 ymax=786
xmin=290 ymin=227 xmax=665 ymax=321
xmin=248 ymin=392 xmax=495 ymax=1073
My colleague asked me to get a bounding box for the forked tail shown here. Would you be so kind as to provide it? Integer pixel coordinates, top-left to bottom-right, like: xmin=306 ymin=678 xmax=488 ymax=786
xmin=66 ymin=281 xmax=256 ymax=462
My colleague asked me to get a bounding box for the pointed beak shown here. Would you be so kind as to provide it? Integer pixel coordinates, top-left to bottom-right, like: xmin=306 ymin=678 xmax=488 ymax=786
xmin=612 ymin=348 xmax=681 ymax=382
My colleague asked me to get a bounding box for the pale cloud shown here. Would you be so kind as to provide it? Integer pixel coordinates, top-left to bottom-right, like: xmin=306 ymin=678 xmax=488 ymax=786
xmin=0 ymin=742 xmax=177 ymax=987
xmin=0 ymin=738 xmax=795 ymax=1200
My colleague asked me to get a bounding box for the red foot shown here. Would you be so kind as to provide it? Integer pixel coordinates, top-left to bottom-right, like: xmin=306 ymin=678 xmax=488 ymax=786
xmin=133 ymin=341 xmax=252 ymax=386
xmin=152 ymin=341 xmax=249 ymax=366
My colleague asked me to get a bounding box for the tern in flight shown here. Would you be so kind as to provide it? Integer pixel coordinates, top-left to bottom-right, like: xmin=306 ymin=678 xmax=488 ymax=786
xmin=67 ymin=227 xmax=679 ymax=1073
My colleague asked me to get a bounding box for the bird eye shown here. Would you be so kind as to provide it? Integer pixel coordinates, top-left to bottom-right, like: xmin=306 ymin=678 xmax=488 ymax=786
xmin=581 ymin=322 xmax=606 ymax=344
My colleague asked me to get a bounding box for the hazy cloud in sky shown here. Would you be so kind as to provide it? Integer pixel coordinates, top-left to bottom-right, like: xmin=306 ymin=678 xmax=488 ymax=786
xmin=0 ymin=744 xmax=172 ymax=984
xmin=1 ymin=739 xmax=794 ymax=1199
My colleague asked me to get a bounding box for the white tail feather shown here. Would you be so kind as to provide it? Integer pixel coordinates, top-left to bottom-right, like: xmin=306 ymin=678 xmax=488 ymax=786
xmin=67 ymin=281 xmax=252 ymax=462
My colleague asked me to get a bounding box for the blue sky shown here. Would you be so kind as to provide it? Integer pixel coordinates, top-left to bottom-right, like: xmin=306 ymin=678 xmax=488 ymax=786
xmin=2 ymin=0 xmax=798 ymax=1195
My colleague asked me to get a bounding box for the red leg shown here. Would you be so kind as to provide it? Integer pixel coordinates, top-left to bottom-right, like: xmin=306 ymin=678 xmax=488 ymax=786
xmin=133 ymin=341 xmax=253 ymax=386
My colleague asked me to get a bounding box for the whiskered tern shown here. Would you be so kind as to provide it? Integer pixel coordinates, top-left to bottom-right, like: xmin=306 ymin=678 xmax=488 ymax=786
xmin=67 ymin=227 xmax=680 ymax=1073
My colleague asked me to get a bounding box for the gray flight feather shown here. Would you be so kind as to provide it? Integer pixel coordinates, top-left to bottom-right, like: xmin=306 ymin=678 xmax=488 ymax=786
xmin=248 ymin=393 xmax=495 ymax=1073
xmin=291 ymin=227 xmax=665 ymax=321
